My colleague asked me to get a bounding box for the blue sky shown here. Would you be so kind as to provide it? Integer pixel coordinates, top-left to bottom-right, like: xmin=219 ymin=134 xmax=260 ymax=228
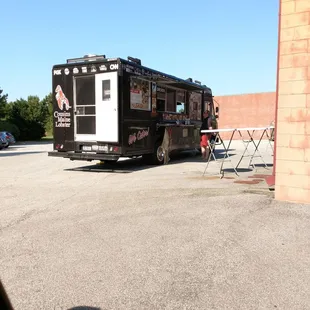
xmin=0 ymin=0 xmax=279 ymax=102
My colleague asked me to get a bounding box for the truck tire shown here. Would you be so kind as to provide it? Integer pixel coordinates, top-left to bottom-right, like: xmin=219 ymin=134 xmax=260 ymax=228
xmin=153 ymin=141 xmax=165 ymax=165
xmin=143 ymin=141 xmax=165 ymax=165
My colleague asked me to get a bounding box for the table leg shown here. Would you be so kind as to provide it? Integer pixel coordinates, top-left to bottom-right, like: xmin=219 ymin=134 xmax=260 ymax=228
xmin=248 ymin=129 xmax=268 ymax=169
xmin=202 ymin=132 xmax=218 ymax=176
xmin=235 ymin=130 xmax=254 ymax=170
xmin=219 ymin=130 xmax=238 ymax=178
xmin=264 ymin=128 xmax=274 ymax=155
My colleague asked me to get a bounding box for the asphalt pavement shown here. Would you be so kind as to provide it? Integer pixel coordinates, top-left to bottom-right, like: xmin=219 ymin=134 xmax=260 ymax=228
xmin=0 ymin=141 xmax=310 ymax=310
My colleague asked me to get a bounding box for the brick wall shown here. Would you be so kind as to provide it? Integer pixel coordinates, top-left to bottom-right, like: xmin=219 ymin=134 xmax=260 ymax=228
xmin=214 ymin=92 xmax=276 ymax=139
xmin=275 ymin=0 xmax=310 ymax=203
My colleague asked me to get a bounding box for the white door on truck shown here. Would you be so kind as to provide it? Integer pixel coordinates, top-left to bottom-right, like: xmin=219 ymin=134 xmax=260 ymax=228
xmin=95 ymin=72 xmax=119 ymax=143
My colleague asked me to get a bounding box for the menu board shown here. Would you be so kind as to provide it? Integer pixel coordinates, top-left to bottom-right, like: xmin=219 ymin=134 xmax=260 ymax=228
xmin=130 ymin=78 xmax=151 ymax=111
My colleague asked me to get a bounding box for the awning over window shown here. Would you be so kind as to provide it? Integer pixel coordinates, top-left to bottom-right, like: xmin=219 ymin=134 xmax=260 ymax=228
xmin=132 ymin=74 xmax=209 ymax=92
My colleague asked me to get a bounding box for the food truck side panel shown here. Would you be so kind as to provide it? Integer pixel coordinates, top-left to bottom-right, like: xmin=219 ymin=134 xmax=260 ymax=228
xmin=121 ymin=69 xmax=160 ymax=156
xmin=118 ymin=62 xmax=205 ymax=157
xmin=52 ymin=66 xmax=75 ymax=152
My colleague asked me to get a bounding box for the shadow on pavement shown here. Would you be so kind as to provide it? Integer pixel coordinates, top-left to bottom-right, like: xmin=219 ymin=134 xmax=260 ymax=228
xmin=65 ymin=157 xmax=155 ymax=174
xmin=64 ymin=150 xmax=238 ymax=174
xmin=251 ymin=163 xmax=273 ymax=168
xmin=223 ymin=168 xmax=253 ymax=173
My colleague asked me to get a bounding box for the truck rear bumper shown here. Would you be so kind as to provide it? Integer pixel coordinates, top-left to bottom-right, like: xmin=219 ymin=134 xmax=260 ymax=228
xmin=48 ymin=151 xmax=120 ymax=161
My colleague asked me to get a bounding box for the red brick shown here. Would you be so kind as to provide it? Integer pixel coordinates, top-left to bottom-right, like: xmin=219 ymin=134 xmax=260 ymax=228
xmin=280 ymin=39 xmax=308 ymax=56
xmin=276 ymin=146 xmax=305 ymax=161
xmin=277 ymin=133 xmax=290 ymax=147
xmin=290 ymin=107 xmax=310 ymax=122
xmin=294 ymin=25 xmax=310 ymax=40
xmin=275 ymin=185 xmax=310 ymax=203
xmin=278 ymin=94 xmax=307 ymax=108
xmin=281 ymin=12 xmax=310 ymax=28
xmin=279 ymin=66 xmax=308 ymax=81
xmin=278 ymin=80 xmax=310 ymax=95
xmin=280 ymin=53 xmax=310 ymax=68
xmin=276 ymin=159 xmax=310 ymax=175
xmin=276 ymin=173 xmax=310 ymax=189
xmin=306 ymin=94 xmax=310 ymax=107
xmin=305 ymin=148 xmax=310 ymax=161
xmin=307 ymin=66 xmax=310 ymax=79
xmin=281 ymin=1 xmax=296 ymax=15
xmin=277 ymin=120 xmax=306 ymax=135
xmin=274 ymin=160 xmax=289 ymax=174
xmin=215 ymin=92 xmax=276 ymax=140
xmin=296 ymin=0 xmax=310 ymax=13
xmin=289 ymin=134 xmax=310 ymax=148
xmin=275 ymin=185 xmax=289 ymax=201
xmin=305 ymin=122 xmax=310 ymax=134
xmin=280 ymin=28 xmax=295 ymax=42
xmin=277 ymin=107 xmax=291 ymax=121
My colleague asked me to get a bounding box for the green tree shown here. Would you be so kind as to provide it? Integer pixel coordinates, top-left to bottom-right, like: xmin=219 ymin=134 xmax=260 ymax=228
xmin=0 ymin=88 xmax=8 ymax=119
xmin=7 ymin=96 xmax=48 ymax=141
xmin=41 ymin=92 xmax=53 ymax=134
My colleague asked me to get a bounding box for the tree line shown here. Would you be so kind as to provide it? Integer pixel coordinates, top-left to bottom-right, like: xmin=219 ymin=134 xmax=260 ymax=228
xmin=0 ymin=87 xmax=53 ymax=141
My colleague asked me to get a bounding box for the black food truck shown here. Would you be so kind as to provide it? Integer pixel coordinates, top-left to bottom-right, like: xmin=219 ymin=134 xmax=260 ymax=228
xmin=48 ymin=54 xmax=219 ymax=165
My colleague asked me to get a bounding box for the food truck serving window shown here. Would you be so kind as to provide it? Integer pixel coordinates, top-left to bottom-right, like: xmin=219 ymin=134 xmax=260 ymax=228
xmin=163 ymin=88 xmax=186 ymax=114
xmin=130 ymin=77 xmax=151 ymax=111
xmin=176 ymin=90 xmax=186 ymax=113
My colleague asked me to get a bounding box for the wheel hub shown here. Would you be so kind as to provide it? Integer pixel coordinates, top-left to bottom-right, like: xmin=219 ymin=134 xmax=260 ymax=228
xmin=157 ymin=146 xmax=165 ymax=161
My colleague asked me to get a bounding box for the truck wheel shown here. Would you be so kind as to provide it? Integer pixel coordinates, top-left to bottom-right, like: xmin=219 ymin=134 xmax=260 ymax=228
xmin=154 ymin=142 xmax=165 ymax=165
xmin=143 ymin=141 xmax=165 ymax=165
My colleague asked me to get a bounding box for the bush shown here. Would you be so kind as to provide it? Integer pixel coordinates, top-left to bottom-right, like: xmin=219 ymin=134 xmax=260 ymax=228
xmin=0 ymin=87 xmax=53 ymax=141
xmin=6 ymin=96 xmax=48 ymax=141
xmin=19 ymin=121 xmax=45 ymax=141
xmin=0 ymin=120 xmax=20 ymax=140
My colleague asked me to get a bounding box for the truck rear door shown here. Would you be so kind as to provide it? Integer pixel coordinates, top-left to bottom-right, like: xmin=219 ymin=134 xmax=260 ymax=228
xmin=74 ymin=71 xmax=119 ymax=143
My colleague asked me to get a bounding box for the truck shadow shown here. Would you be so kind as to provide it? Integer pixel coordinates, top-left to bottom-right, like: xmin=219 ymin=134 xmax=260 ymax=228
xmin=65 ymin=158 xmax=146 ymax=173
xmin=64 ymin=149 xmax=237 ymax=174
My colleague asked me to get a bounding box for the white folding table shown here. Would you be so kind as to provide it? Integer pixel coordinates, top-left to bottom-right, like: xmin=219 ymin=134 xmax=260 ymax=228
xmin=201 ymin=128 xmax=238 ymax=177
xmin=235 ymin=126 xmax=274 ymax=170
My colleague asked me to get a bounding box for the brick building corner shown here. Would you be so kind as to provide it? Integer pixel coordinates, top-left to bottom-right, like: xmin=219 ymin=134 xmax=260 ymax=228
xmin=275 ymin=0 xmax=310 ymax=203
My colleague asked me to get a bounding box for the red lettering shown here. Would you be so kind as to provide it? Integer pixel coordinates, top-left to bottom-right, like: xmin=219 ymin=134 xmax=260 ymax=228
xmin=128 ymin=134 xmax=137 ymax=145
xmin=137 ymin=129 xmax=149 ymax=140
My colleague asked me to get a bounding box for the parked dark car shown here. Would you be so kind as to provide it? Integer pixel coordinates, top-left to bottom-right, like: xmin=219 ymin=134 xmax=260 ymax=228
xmin=0 ymin=136 xmax=7 ymax=150
xmin=0 ymin=132 xmax=15 ymax=148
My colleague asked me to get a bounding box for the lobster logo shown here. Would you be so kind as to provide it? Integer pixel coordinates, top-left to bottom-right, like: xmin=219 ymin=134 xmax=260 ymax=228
xmin=55 ymin=85 xmax=71 ymax=111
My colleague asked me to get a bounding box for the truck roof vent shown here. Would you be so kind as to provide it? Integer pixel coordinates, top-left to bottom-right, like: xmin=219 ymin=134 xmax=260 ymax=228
xmin=127 ymin=56 xmax=141 ymax=65
xmin=84 ymin=54 xmax=97 ymax=58
xmin=67 ymin=54 xmax=106 ymax=64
